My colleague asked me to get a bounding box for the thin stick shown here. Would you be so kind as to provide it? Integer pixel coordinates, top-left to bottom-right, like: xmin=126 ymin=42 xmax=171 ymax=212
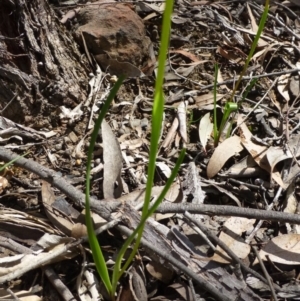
xmin=252 ymin=246 xmax=278 ymax=301
xmin=183 ymin=211 xmax=282 ymax=292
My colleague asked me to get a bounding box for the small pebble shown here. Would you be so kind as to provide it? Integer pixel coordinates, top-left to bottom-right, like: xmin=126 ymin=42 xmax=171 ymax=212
xmin=55 ymin=143 xmax=63 ymax=151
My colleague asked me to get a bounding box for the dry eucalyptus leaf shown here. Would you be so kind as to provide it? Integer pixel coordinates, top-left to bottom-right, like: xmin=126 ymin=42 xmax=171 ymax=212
xmin=211 ymin=217 xmax=255 ymax=264
xmin=165 ymin=282 xmax=192 ymax=301
xmin=283 ymin=180 xmax=300 ymax=234
xmin=289 ymin=75 xmax=300 ymax=97
xmin=177 ymin=101 xmax=188 ymax=143
xmin=128 ymin=266 xmax=147 ymax=301
xmin=191 ymin=93 xmax=224 ymax=109
xmin=246 ymin=3 xmax=268 ymax=47
xmin=155 ymin=181 xmax=182 ymax=221
xmin=169 ymin=49 xmax=202 ymax=62
xmin=222 ymin=155 xmax=262 ymax=178
xmin=239 ymin=116 xmax=288 ymax=187
xmin=277 ymin=74 xmax=290 ymax=102
xmin=161 ymin=117 xmax=179 ymax=149
xmin=217 ymin=46 xmax=244 ymax=65
xmin=41 ymin=181 xmax=74 ymax=236
xmin=238 ymin=116 xmax=269 ymax=172
xmin=120 ymin=138 xmax=147 ymax=150
xmin=0 ymin=176 xmax=8 ymax=193
xmin=253 ymin=234 xmax=300 ymax=265
xmin=175 ymin=65 xmax=196 ymax=77
xmin=265 ymin=146 xmax=292 ymax=188
xmin=72 ymin=137 xmax=85 ymax=159
xmin=146 ymin=261 xmax=174 ymax=283
xmin=95 ymin=55 xmax=145 ymax=78
xmin=36 ymin=233 xmax=73 ymax=250
xmin=207 ymin=135 xmax=243 ymax=178
xmin=238 ymin=120 xmax=286 ymax=188
xmin=156 ymin=161 xmax=171 ymax=178
xmin=101 ymin=119 xmax=123 ymax=199
xmin=198 ymin=112 xmax=213 ymax=152
xmin=0 ymin=288 xmax=42 ymax=301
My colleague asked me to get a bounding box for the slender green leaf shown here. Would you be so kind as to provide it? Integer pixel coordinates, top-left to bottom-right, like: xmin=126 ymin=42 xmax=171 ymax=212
xmin=0 ymin=152 xmax=29 ymax=171
xmin=213 ymin=64 xmax=219 ymax=147
xmin=111 ymin=148 xmax=186 ymax=295
xmin=214 ymin=0 xmax=269 ymax=145
xmin=229 ymin=0 xmax=269 ymax=101
xmin=85 ymin=76 xmax=125 ymax=297
xmin=111 ymin=0 xmax=179 ymax=295
xmin=217 ymin=102 xmax=238 ymax=141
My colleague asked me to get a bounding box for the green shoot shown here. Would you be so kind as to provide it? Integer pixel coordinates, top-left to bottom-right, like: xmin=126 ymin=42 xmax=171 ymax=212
xmin=85 ymin=0 xmax=185 ymax=299
xmin=0 ymin=152 xmax=29 ymax=171
xmin=229 ymin=0 xmax=269 ymax=101
xmin=225 ymin=78 xmax=258 ymax=138
xmin=213 ymin=64 xmax=219 ymax=146
xmin=219 ymin=102 xmax=238 ymax=140
xmin=111 ymin=149 xmax=185 ymax=295
xmin=241 ymin=78 xmax=259 ymax=102
xmin=85 ymin=76 xmax=125 ymax=297
xmin=112 ymin=0 xmax=183 ymax=293
xmin=213 ymin=0 xmax=269 ymax=145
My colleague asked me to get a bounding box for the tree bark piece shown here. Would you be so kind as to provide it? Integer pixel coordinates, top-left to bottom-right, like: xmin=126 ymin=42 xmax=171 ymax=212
xmin=0 ymin=0 xmax=88 ymax=125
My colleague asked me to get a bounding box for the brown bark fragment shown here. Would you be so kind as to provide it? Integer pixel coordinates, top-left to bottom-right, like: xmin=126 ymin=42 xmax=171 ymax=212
xmin=0 ymin=0 xmax=88 ymax=126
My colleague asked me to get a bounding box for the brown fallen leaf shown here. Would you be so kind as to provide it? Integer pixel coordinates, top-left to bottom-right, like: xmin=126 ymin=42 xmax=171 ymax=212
xmin=222 ymin=155 xmax=263 ymax=178
xmin=0 ymin=176 xmax=8 ymax=194
xmin=169 ymin=49 xmax=202 ymax=62
xmin=199 ymin=112 xmax=213 ymax=152
xmin=41 ymin=181 xmax=74 ymax=236
xmin=254 ymin=234 xmax=300 ymax=265
xmin=146 ymin=261 xmax=174 ymax=283
xmin=238 ymin=115 xmax=286 ymax=187
xmin=190 ymin=92 xmax=225 ymax=109
xmin=95 ymin=54 xmax=145 ymax=78
xmin=238 ymin=116 xmax=269 ymax=172
xmin=177 ymin=101 xmax=188 ymax=144
xmin=101 ymin=119 xmax=123 ymax=199
xmin=211 ymin=217 xmax=255 ymax=264
xmin=277 ymin=74 xmax=290 ymax=102
xmin=207 ymin=135 xmax=243 ymax=178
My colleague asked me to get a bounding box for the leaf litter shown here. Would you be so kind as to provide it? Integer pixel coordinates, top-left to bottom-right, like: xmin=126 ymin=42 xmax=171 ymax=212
xmin=2 ymin=0 xmax=300 ymax=300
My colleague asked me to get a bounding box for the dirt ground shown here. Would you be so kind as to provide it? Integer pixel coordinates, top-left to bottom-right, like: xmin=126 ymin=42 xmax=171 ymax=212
xmin=1 ymin=0 xmax=300 ymax=300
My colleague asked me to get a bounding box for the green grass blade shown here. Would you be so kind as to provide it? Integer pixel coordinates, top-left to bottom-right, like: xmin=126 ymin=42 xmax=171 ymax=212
xmin=229 ymin=0 xmax=269 ymax=101
xmin=85 ymin=76 xmax=125 ymax=297
xmin=143 ymin=89 xmax=165 ymax=219
xmin=214 ymin=0 xmax=269 ymax=145
xmin=111 ymin=0 xmax=176 ymax=295
xmin=217 ymin=102 xmax=238 ymax=141
xmin=213 ymin=64 xmax=219 ymax=147
xmin=143 ymin=0 xmax=175 ymax=220
xmin=241 ymin=78 xmax=258 ymax=102
xmin=225 ymin=78 xmax=258 ymax=138
xmin=0 ymin=152 xmax=29 ymax=171
xmin=111 ymin=148 xmax=185 ymax=294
